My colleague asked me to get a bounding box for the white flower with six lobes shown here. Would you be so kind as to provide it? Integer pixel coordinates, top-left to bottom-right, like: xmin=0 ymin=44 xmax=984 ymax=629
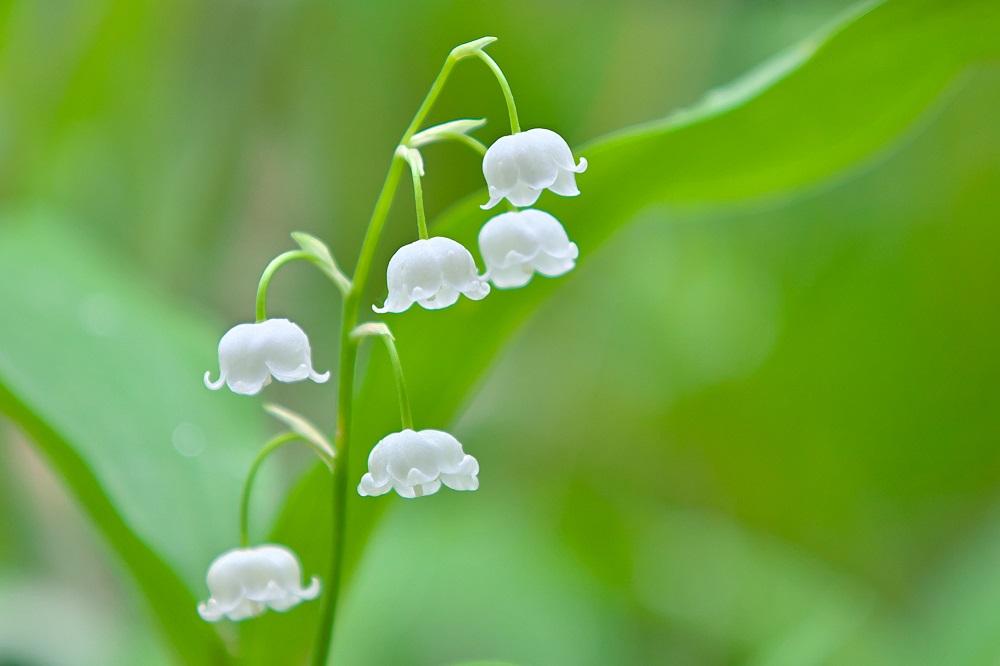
xmin=197 ymin=544 xmax=320 ymax=622
xmin=373 ymin=237 xmax=490 ymax=314
xmin=358 ymin=429 xmax=479 ymax=498
xmin=481 ymin=128 xmax=587 ymax=209
xmin=479 ymin=209 xmax=579 ymax=288
xmin=204 ymin=318 xmax=330 ymax=396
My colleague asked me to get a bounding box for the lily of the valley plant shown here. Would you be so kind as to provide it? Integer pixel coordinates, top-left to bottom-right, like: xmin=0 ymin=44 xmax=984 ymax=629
xmin=199 ymin=36 xmax=586 ymax=663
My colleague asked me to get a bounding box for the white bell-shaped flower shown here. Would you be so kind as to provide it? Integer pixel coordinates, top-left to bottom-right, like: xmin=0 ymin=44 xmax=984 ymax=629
xmin=373 ymin=237 xmax=490 ymax=314
xmin=479 ymin=209 xmax=579 ymax=288
xmin=197 ymin=544 xmax=320 ymax=622
xmin=358 ymin=429 xmax=479 ymax=499
xmin=204 ymin=318 xmax=330 ymax=396
xmin=481 ymin=128 xmax=587 ymax=209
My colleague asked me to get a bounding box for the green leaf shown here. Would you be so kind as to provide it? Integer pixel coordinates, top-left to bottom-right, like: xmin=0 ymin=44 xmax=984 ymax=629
xmin=0 ymin=213 xmax=281 ymax=664
xmin=410 ymin=118 xmax=488 ymax=148
xmin=291 ymin=231 xmax=351 ymax=294
xmin=260 ymin=0 xmax=1000 ymax=661
xmin=264 ymin=403 xmax=336 ymax=466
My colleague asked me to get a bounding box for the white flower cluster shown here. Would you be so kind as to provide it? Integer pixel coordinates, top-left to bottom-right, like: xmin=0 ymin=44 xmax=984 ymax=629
xmin=374 ymin=128 xmax=586 ymax=313
xmin=198 ymin=38 xmax=587 ymax=626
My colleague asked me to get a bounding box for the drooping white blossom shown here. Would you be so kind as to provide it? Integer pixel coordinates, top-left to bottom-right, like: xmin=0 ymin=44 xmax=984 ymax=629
xmin=204 ymin=318 xmax=330 ymax=396
xmin=358 ymin=429 xmax=479 ymax=499
xmin=373 ymin=237 xmax=490 ymax=314
xmin=481 ymin=128 xmax=587 ymax=209
xmin=478 ymin=209 xmax=579 ymax=288
xmin=197 ymin=544 xmax=320 ymax=622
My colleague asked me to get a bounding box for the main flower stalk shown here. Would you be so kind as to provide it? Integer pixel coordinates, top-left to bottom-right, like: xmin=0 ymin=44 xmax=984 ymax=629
xmin=311 ymin=153 xmax=407 ymax=666
xmin=311 ymin=37 xmax=521 ymax=664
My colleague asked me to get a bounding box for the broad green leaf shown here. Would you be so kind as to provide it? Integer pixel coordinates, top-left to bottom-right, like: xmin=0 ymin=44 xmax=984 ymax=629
xmin=256 ymin=1 xmax=1000 ymax=662
xmin=0 ymin=214 xmax=282 ymax=664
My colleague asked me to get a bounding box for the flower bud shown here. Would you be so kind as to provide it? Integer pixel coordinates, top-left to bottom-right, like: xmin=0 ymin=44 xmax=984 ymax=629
xmin=373 ymin=237 xmax=490 ymax=314
xmin=204 ymin=318 xmax=329 ymax=396
xmin=358 ymin=429 xmax=479 ymax=498
xmin=481 ymin=128 xmax=587 ymax=209
xmin=479 ymin=209 xmax=578 ymax=288
xmin=197 ymin=544 xmax=320 ymax=622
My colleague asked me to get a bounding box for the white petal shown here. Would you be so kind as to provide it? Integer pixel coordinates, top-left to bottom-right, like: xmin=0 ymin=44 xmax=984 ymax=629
xmin=482 ymin=135 xmax=521 ymax=193
xmin=226 ymin=375 xmax=270 ymax=396
xmin=548 ymin=166 xmax=581 ymax=197
xmin=478 ymin=211 xmax=540 ymax=268
xmin=462 ymin=280 xmax=491 ymax=301
xmin=532 ymin=252 xmax=577 ymax=278
xmin=417 ymin=283 xmax=460 ymax=310
xmin=490 ymin=264 xmax=535 ymax=289
xmin=481 ymin=186 xmax=508 ymax=210
xmin=440 ymin=472 xmax=479 ymax=491
xmin=506 ymin=180 xmax=542 ymax=208
xmin=197 ymin=600 xmax=224 ymax=622
xmin=299 ymin=576 xmax=321 ymax=601
xmin=412 ymin=479 xmax=442 ymax=497
xmin=528 ymin=128 xmax=582 ymax=172
xmin=204 ymin=371 xmax=225 ymax=391
xmin=510 ymin=132 xmax=560 ymax=190
xmin=358 ymin=473 xmax=391 ymax=497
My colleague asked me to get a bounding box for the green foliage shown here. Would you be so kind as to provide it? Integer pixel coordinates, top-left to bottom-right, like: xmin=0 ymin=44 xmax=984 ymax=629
xmin=0 ymin=217 xmax=271 ymax=663
xmin=0 ymin=0 xmax=997 ymax=664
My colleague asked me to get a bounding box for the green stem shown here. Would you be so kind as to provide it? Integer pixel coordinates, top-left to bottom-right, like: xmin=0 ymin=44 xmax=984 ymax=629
xmin=475 ymin=50 xmax=520 ymax=134
xmin=256 ymin=251 xmax=310 ymax=322
xmin=380 ymin=335 xmax=413 ymax=430
xmin=239 ymin=433 xmax=313 ymax=548
xmin=312 ymin=37 xmax=500 ymax=665
xmin=312 ymin=152 xmax=407 ymax=666
xmin=443 ymin=132 xmax=488 ymax=156
xmin=352 ymin=324 xmax=413 ymax=430
xmin=408 ymin=158 xmax=429 ymax=240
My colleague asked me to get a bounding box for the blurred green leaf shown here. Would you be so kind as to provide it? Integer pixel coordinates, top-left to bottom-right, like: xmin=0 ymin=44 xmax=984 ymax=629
xmin=0 ymin=213 xmax=281 ymax=664
xmin=260 ymin=0 xmax=1000 ymax=662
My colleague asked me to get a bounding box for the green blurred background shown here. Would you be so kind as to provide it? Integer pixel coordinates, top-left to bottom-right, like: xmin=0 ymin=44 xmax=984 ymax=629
xmin=1 ymin=0 xmax=998 ymax=664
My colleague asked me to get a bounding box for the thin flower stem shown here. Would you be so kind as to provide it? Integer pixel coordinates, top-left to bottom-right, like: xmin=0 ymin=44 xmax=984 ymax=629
xmin=351 ymin=324 xmax=413 ymax=430
xmin=446 ymin=132 xmax=488 ymax=156
xmin=239 ymin=432 xmax=334 ymax=548
xmin=255 ymin=250 xmax=311 ymax=322
xmin=408 ymin=158 xmax=429 ymax=241
xmin=475 ymin=50 xmax=521 ymax=134
xmin=256 ymin=248 xmax=350 ymax=322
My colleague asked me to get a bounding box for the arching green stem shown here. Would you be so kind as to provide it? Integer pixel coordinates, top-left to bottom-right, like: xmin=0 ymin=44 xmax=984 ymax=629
xmin=475 ymin=50 xmax=521 ymax=134
xmin=406 ymin=155 xmax=429 ymax=240
xmin=240 ymin=433 xmax=334 ymax=548
xmin=256 ymin=251 xmax=310 ymax=322
xmin=256 ymin=247 xmax=351 ymax=322
xmin=351 ymin=323 xmax=413 ymax=430
xmin=446 ymin=132 xmax=488 ymax=156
